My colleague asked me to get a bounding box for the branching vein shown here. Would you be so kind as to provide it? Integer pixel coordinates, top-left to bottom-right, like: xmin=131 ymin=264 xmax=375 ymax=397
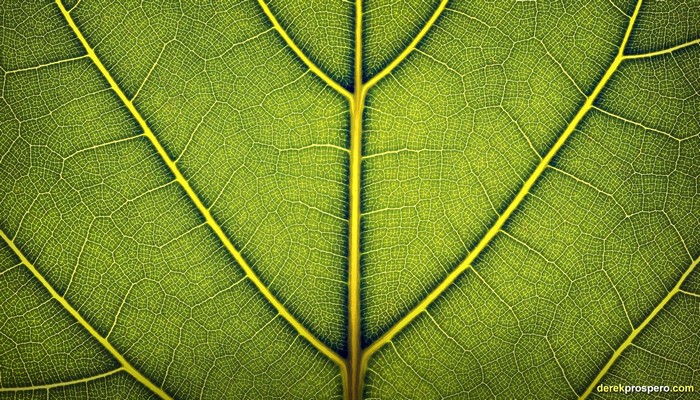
xmin=0 ymin=368 xmax=124 ymax=392
xmin=6 ymin=0 xmax=691 ymax=398
xmin=54 ymin=0 xmax=343 ymax=377
xmin=256 ymin=0 xmax=353 ymax=102
xmin=0 ymin=229 xmax=172 ymax=399
xmin=362 ymin=0 xmax=645 ymax=364
xmin=623 ymin=38 xmax=700 ymax=60
xmin=580 ymin=254 xmax=700 ymax=398
xmin=362 ymin=0 xmax=449 ymax=93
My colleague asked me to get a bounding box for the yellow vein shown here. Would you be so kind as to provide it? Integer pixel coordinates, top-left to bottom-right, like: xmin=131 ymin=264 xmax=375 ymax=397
xmin=55 ymin=0 xmax=344 ymax=369
xmin=346 ymin=0 xmax=364 ymax=397
xmin=256 ymin=0 xmax=353 ymax=102
xmin=363 ymin=0 xmax=644 ymax=363
xmin=580 ymin=254 xmax=700 ymax=399
xmin=679 ymin=289 xmax=700 ymax=299
xmin=592 ymin=105 xmax=683 ymax=141
xmin=362 ymin=0 xmax=448 ymax=94
xmin=0 ymin=229 xmax=172 ymax=400
xmin=347 ymin=3 xmax=450 ymax=396
xmin=3 ymin=54 xmax=89 ymax=74
xmin=629 ymin=343 xmax=696 ymax=370
xmin=623 ymin=38 xmax=700 ymax=60
xmin=0 ymin=368 xmax=123 ymax=392
xmin=68 ymin=0 xmax=81 ymax=13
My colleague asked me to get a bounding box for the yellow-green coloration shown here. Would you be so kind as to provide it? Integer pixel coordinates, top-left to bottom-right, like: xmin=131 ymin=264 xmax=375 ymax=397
xmin=0 ymin=0 xmax=699 ymax=399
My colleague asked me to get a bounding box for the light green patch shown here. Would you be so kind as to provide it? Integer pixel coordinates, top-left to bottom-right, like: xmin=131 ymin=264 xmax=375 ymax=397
xmin=0 ymin=0 xmax=698 ymax=398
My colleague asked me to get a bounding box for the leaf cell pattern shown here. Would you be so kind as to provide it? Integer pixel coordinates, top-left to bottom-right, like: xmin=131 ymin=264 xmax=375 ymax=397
xmin=0 ymin=0 xmax=698 ymax=399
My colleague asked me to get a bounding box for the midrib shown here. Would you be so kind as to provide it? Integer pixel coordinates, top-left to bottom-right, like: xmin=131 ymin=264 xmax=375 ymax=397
xmin=346 ymin=0 xmax=364 ymax=397
xmin=345 ymin=0 xmax=453 ymax=396
xmin=37 ymin=1 xmax=657 ymax=399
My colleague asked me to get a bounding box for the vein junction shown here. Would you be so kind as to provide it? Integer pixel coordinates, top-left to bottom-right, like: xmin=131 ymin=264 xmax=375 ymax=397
xmin=0 ymin=229 xmax=173 ymax=400
xmin=364 ymin=0 xmax=645 ymax=357
xmin=353 ymin=0 xmax=698 ymax=396
xmin=8 ymin=0 xmax=695 ymax=399
xmin=256 ymin=0 xmax=448 ymax=398
xmin=42 ymin=0 xmax=346 ymax=397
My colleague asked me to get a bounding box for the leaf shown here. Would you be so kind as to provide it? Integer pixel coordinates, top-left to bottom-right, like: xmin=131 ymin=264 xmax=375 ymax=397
xmin=0 ymin=0 xmax=698 ymax=399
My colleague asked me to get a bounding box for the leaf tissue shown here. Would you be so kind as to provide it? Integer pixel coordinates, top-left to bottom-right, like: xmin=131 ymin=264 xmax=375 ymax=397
xmin=1 ymin=0 xmax=699 ymax=398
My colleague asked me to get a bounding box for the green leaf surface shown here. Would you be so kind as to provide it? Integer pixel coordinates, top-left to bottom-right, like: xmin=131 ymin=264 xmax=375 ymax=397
xmin=0 ymin=0 xmax=698 ymax=399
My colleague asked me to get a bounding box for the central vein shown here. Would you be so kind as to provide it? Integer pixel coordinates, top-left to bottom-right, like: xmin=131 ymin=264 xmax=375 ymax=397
xmin=260 ymin=0 xmax=448 ymax=397
xmin=346 ymin=0 xmax=364 ymax=399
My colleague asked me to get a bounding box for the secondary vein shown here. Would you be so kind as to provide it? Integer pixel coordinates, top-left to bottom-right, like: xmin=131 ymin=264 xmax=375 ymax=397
xmin=623 ymin=37 xmax=700 ymax=60
xmin=0 ymin=368 xmax=124 ymax=392
xmin=579 ymin=254 xmax=700 ymax=399
xmin=54 ymin=0 xmax=343 ymax=371
xmin=0 ymin=229 xmax=172 ymax=400
xmin=362 ymin=0 xmax=645 ymax=364
xmin=362 ymin=0 xmax=449 ymax=94
xmin=256 ymin=0 xmax=353 ymax=102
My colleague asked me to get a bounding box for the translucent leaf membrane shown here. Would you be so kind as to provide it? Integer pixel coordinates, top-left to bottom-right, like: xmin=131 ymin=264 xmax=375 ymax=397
xmin=365 ymin=47 xmax=700 ymax=398
xmin=0 ymin=56 xmax=342 ymax=399
xmin=626 ymin=0 xmax=700 ymax=55
xmin=0 ymin=242 xmax=118 ymax=389
xmin=1 ymin=0 xmax=698 ymax=398
xmin=595 ymin=294 xmax=700 ymax=398
xmin=265 ymin=0 xmax=354 ymax=88
xmin=0 ymin=2 xmax=83 ymax=71
xmin=67 ymin=0 xmax=351 ymax=351
xmin=362 ymin=0 xmax=439 ymax=79
xmin=361 ymin=0 xmax=628 ymax=342
xmin=2 ymin=371 xmax=160 ymax=400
